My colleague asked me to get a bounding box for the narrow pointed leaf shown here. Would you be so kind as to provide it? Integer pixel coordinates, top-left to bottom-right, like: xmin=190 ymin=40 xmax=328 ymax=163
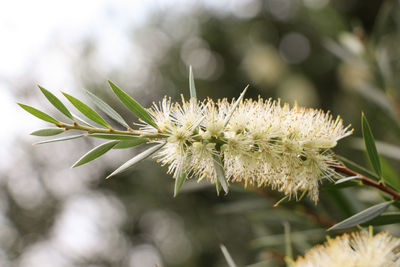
xmin=18 ymin=103 xmax=59 ymax=124
xmin=30 ymin=128 xmax=65 ymax=136
xmin=72 ymin=140 xmax=119 ymax=167
xmin=87 ymin=134 xmax=143 ymax=140
xmin=189 ymin=65 xmax=197 ymax=99
xmin=62 ymin=92 xmax=110 ymax=128
xmin=85 ymin=89 xmax=129 ymax=128
xmin=107 ymin=143 xmax=165 ymax=178
xmin=220 ymin=245 xmax=237 ymax=267
xmin=33 ymin=134 xmax=84 ymax=145
xmin=361 ymin=113 xmax=382 ymax=178
xmin=108 ymin=80 xmax=157 ymax=128
xmin=327 ymin=201 xmax=392 ymax=231
xmin=174 ymin=169 xmax=187 ymax=197
xmin=213 ymin=154 xmax=228 ymax=194
xmin=223 ymin=85 xmax=249 ymax=127
xmin=38 ymin=85 xmax=73 ymax=119
xmin=335 ymin=175 xmax=362 ymax=184
xmin=113 ymin=139 xmax=148 ymax=149
xmin=361 ymin=212 xmax=400 ymax=227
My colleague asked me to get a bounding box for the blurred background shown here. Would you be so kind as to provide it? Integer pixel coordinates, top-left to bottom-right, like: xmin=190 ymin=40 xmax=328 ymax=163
xmin=2 ymin=0 xmax=400 ymax=266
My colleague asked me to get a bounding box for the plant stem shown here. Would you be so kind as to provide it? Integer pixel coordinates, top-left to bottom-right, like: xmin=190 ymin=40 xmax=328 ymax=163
xmin=333 ymin=164 xmax=400 ymax=201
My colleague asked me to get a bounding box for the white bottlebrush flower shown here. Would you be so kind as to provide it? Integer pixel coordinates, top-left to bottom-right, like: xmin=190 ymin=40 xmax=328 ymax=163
xmin=292 ymin=231 xmax=400 ymax=267
xmin=144 ymin=95 xmax=352 ymax=202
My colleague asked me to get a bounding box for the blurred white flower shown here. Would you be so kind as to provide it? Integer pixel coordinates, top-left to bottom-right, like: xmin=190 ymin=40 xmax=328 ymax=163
xmin=293 ymin=231 xmax=400 ymax=267
xmin=142 ymin=95 xmax=352 ymax=202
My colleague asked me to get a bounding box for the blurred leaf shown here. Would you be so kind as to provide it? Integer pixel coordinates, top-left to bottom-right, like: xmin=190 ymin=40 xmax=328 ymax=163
xmin=213 ymin=154 xmax=228 ymax=195
xmin=327 ymin=201 xmax=392 ymax=231
xmin=174 ymin=168 xmax=187 ymax=197
xmin=18 ymin=103 xmax=59 ymax=124
xmin=251 ymin=229 xmax=325 ymax=248
xmin=108 ymin=80 xmax=157 ymax=129
xmin=380 ymin=156 xmax=400 ymax=192
xmin=62 ymin=92 xmax=110 ymax=128
xmin=87 ymin=134 xmax=144 ymax=141
xmin=361 ymin=113 xmax=382 ymax=178
xmin=33 ymin=134 xmax=84 ymax=145
xmin=189 ymin=65 xmax=197 ymax=99
xmin=351 ymin=137 xmax=400 ymax=162
xmin=220 ymin=245 xmax=237 ymax=267
xmin=336 ymin=155 xmax=380 ymax=181
xmin=283 ymin=222 xmax=293 ymax=265
xmin=113 ymin=139 xmax=148 ymax=149
xmin=223 ymin=85 xmax=249 ymax=127
xmin=72 ymin=140 xmax=119 ymax=167
xmin=38 ymin=85 xmax=73 ymax=119
xmin=361 ymin=211 xmax=400 ymax=227
xmin=106 ymin=142 xmax=165 ymax=178
xmin=30 ymin=128 xmax=65 ymax=136
xmin=85 ymin=89 xmax=129 ymax=128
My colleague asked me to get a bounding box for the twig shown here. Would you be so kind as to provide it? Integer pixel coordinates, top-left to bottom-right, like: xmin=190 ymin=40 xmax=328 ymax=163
xmin=333 ymin=164 xmax=400 ymax=201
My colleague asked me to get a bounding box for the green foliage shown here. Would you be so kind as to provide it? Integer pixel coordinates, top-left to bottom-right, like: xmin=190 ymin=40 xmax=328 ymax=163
xmin=62 ymin=92 xmax=110 ymax=128
xmin=72 ymin=140 xmax=119 ymax=167
xmin=30 ymin=128 xmax=65 ymax=136
xmin=213 ymin=154 xmax=229 ymax=195
xmin=328 ymin=201 xmax=392 ymax=231
xmin=85 ymin=89 xmax=130 ymax=128
xmin=362 ymin=112 xmax=382 ymax=178
xmin=174 ymin=169 xmax=187 ymax=197
xmin=18 ymin=103 xmax=59 ymax=124
xmin=38 ymin=85 xmax=73 ymax=119
xmin=106 ymin=143 xmax=165 ymax=179
xmin=108 ymin=80 xmax=157 ymax=129
xmin=189 ymin=65 xmax=197 ymax=99
xmin=33 ymin=134 xmax=85 ymax=145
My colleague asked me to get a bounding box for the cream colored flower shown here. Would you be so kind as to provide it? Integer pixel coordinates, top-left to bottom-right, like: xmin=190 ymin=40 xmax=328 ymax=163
xmin=293 ymin=231 xmax=400 ymax=267
xmin=145 ymin=96 xmax=352 ymax=202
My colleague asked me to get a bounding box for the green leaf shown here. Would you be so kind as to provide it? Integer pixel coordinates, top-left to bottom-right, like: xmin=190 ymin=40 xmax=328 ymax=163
xmin=220 ymin=245 xmax=237 ymax=267
xmin=62 ymin=92 xmax=110 ymax=128
xmin=223 ymin=85 xmax=249 ymax=127
xmin=108 ymin=80 xmax=157 ymax=129
xmin=85 ymin=89 xmax=129 ymax=128
xmin=72 ymin=140 xmax=119 ymax=167
xmin=189 ymin=65 xmax=197 ymax=99
xmin=38 ymin=85 xmax=73 ymax=119
xmin=213 ymin=154 xmax=228 ymax=195
xmin=336 ymin=155 xmax=380 ymax=181
xmin=113 ymin=139 xmax=148 ymax=149
xmin=327 ymin=201 xmax=392 ymax=231
xmin=174 ymin=169 xmax=187 ymax=197
xmin=361 ymin=113 xmax=382 ymax=178
xmin=30 ymin=128 xmax=65 ymax=136
xmin=33 ymin=134 xmax=84 ymax=145
xmin=361 ymin=211 xmax=400 ymax=227
xmin=18 ymin=103 xmax=59 ymax=124
xmin=87 ymin=134 xmax=143 ymax=140
xmin=106 ymin=142 xmax=165 ymax=178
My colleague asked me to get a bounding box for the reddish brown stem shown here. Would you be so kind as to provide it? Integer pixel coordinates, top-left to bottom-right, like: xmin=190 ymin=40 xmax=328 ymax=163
xmin=333 ymin=164 xmax=400 ymax=201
